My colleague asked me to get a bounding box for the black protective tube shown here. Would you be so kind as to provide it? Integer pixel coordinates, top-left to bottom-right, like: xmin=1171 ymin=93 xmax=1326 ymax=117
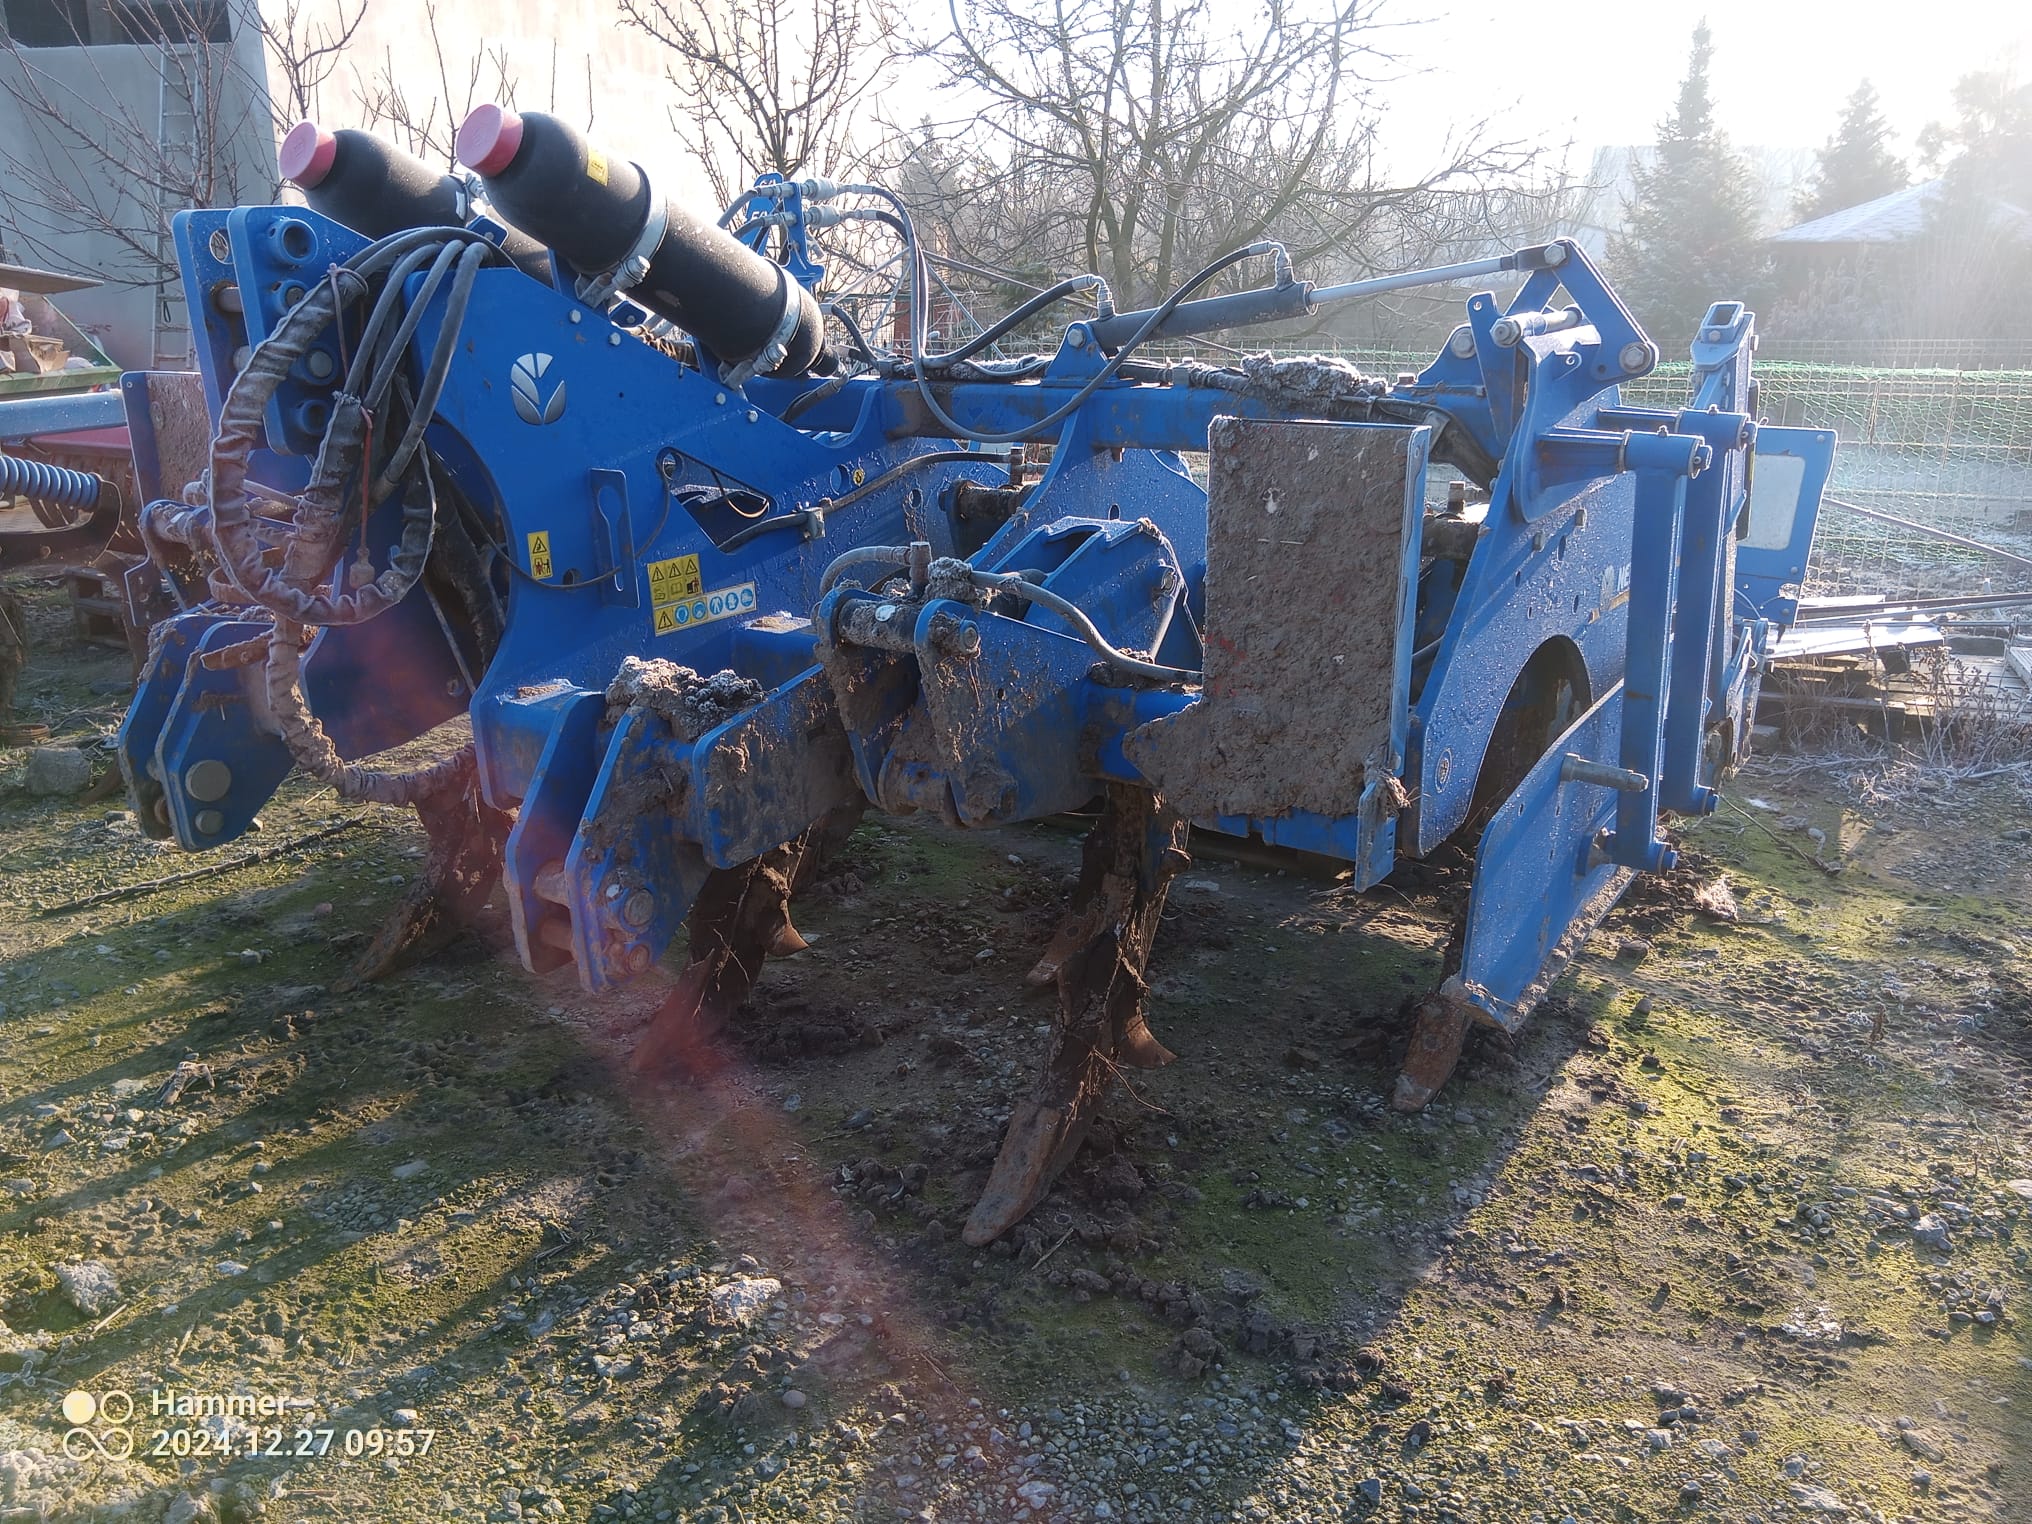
xmin=456 ymin=107 xmax=828 ymax=377
xmin=281 ymin=121 xmax=551 ymax=279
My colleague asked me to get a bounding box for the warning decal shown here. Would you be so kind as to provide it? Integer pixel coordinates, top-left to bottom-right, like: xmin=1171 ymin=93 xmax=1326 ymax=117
xmin=646 ymin=553 xmax=703 ymax=606
xmin=653 ymin=582 xmax=758 ymax=637
xmin=527 ymin=531 xmax=553 ymax=580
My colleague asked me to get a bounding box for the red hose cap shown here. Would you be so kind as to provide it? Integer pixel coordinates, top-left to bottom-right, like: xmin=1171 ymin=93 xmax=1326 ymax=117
xmin=457 ymin=104 xmax=524 ymax=177
xmin=279 ymin=120 xmax=337 ymax=188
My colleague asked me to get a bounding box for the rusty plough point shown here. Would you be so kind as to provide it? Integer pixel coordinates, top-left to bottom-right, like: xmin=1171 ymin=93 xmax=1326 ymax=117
xmin=338 ymin=758 xmax=509 ymax=992
xmin=632 ymin=804 xmax=862 ymax=1078
xmin=964 ymin=787 xmax=1186 ymax=1245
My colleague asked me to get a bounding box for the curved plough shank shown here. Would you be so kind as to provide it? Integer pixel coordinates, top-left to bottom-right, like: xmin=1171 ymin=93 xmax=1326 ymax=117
xmin=631 ymin=803 xmax=865 ymax=1078
xmin=964 ymin=786 xmax=1188 ymax=1245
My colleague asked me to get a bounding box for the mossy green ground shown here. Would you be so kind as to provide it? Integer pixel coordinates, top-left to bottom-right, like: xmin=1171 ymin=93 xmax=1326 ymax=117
xmin=0 ymin=578 xmax=2027 ymax=1522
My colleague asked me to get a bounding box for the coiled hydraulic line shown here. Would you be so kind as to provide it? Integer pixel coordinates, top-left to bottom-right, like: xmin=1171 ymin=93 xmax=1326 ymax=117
xmin=0 ymin=450 xmax=106 ymax=513
xmin=198 ymin=223 xmax=506 ymax=806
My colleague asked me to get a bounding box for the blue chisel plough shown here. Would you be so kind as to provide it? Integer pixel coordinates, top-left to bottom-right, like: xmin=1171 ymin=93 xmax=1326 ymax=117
xmin=103 ymin=112 xmax=1832 ymax=1241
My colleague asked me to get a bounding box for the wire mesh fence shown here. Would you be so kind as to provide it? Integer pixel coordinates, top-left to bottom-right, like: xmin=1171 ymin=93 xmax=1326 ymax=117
xmin=1632 ymin=361 xmax=2032 ymax=600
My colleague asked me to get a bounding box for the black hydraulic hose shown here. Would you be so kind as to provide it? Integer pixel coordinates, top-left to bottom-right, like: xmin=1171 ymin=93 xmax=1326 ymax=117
xmin=956 ymin=563 xmax=1200 ymax=684
xmin=716 ymin=451 xmax=1004 ymax=554
xmin=209 ymin=225 xmax=502 ymax=627
xmin=344 ymin=243 xmax=439 ymax=396
xmin=818 ymin=544 xmax=913 ymax=596
xmin=825 ymin=301 xmax=884 ymax=366
xmin=780 ymin=369 xmax=854 ymax=426
xmin=373 ymin=240 xmax=490 ymax=496
xmin=825 ymin=450 xmax=997 ymax=515
xmin=361 ymin=241 xmax=465 ymax=412
xmin=901 ymin=222 xmax=1289 ymax=446
xmin=716 ymin=511 xmax=817 ymax=553
xmin=931 ymin=273 xmax=1109 ymax=366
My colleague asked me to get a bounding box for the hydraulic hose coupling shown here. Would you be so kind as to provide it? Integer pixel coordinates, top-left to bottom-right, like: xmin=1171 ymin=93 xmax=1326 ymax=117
xmin=454 ymin=105 xmax=829 ymax=382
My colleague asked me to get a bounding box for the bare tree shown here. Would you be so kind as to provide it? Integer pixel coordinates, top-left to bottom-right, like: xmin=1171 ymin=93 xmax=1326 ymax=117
xmin=345 ymin=0 xmax=596 ymax=170
xmin=619 ymin=0 xmax=898 ymax=208
xmin=258 ymin=0 xmax=368 ymax=131
xmin=907 ymin=0 xmax=1561 ymax=311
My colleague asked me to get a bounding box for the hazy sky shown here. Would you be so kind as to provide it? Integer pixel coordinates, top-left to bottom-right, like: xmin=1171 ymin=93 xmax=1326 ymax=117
xmin=1370 ymin=0 xmax=2030 ymax=176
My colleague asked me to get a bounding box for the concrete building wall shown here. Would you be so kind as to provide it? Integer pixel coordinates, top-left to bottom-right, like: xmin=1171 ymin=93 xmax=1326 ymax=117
xmin=0 ymin=0 xmax=279 ymax=365
xmin=0 ymin=0 xmax=708 ymax=367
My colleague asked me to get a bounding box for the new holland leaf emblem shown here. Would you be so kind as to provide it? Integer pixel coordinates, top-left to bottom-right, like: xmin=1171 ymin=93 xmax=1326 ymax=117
xmin=510 ymin=352 xmax=567 ymax=425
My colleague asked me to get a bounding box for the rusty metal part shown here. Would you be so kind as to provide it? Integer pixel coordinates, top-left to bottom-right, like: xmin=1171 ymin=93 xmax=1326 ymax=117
xmin=1392 ymin=990 xmax=1475 ymax=1112
xmin=631 ymin=802 xmax=864 ymax=1077
xmin=1392 ymin=900 xmax=1470 ymax=1111
xmin=0 ymin=584 xmax=24 ymax=728
xmin=950 ymin=478 xmax=1026 ymax=528
xmin=336 ymin=755 xmax=510 ymax=990
xmin=0 ymin=478 xmax=122 ymax=570
xmin=964 ymin=785 xmax=1188 ymax=1245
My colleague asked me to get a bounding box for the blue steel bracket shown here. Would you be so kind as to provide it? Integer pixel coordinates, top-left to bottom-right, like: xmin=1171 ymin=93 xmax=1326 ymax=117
xmin=502 ymin=690 xmax=607 ymax=975
xmin=914 ymin=600 xmax=1113 ymax=825
xmin=558 ymin=709 xmax=715 ymax=991
xmin=817 ymin=515 xmax=1192 ymax=829
xmin=153 ymin=620 xmax=296 ymax=850
xmin=1736 ymin=426 xmax=1836 ymax=624
xmin=1605 ymin=462 xmax=1692 ymax=874
xmin=118 ymin=612 xmax=226 ymax=839
xmin=1447 ymin=681 xmax=1637 ymax=1031
xmin=689 ymin=671 xmax=861 ymax=868
xmin=513 ymin=676 xmax=863 ymax=993
xmin=1406 ymin=241 xmax=1656 ymax=480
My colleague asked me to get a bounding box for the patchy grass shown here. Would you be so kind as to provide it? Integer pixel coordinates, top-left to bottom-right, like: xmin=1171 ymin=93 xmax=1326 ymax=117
xmin=0 ymin=574 xmax=2028 ymax=1521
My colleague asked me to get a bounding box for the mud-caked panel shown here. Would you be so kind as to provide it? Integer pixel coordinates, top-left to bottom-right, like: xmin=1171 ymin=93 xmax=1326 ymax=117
xmin=1125 ymin=418 xmax=1426 ymax=821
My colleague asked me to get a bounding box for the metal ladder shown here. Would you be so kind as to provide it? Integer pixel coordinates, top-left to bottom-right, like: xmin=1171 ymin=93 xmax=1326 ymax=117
xmin=151 ymin=49 xmax=198 ymax=370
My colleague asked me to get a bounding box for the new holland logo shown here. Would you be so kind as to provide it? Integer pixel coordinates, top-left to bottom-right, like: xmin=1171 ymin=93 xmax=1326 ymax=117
xmin=510 ymin=352 xmax=567 ymax=425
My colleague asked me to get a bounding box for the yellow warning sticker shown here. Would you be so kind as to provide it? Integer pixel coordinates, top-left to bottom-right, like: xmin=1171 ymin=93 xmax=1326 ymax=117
xmin=585 ymin=148 xmax=608 ymax=187
xmin=646 ymin=553 xmax=702 ymax=606
xmin=653 ymin=582 xmax=758 ymax=638
xmin=527 ymin=530 xmax=553 ymax=580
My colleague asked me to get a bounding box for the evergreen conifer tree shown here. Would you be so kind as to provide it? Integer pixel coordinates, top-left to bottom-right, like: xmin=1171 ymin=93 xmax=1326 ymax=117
xmin=1610 ymin=23 xmax=1767 ymax=343
xmin=1795 ymin=81 xmax=1907 ymax=222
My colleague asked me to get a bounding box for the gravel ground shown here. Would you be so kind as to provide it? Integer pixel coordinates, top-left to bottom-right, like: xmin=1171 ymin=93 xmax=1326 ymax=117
xmin=0 ymin=578 xmax=2028 ymax=1523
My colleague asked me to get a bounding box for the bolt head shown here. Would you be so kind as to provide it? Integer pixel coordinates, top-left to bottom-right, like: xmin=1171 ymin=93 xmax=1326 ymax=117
xmin=193 ymin=808 xmax=225 ymax=836
xmin=622 ymin=889 xmax=656 ymax=927
xmin=1619 ymin=341 xmax=1652 ymax=374
xmin=183 ymin=758 xmax=233 ymax=803
xmin=569 ymin=310 xmax=582 ymax=325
